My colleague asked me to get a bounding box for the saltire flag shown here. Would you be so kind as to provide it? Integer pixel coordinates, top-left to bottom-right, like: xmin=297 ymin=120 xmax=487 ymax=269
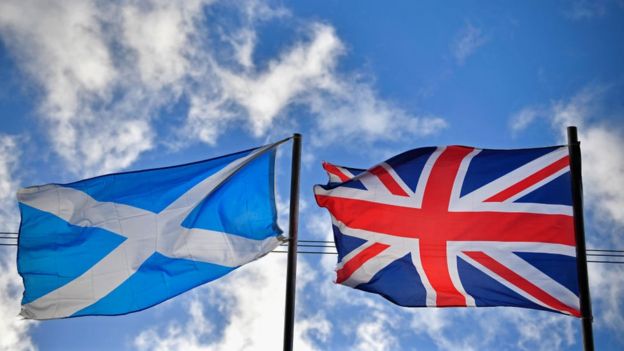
xmin=17 ymin=141 xmax=285 ymax=319
xmin=314 ymin=145 xmax=581 ymax=316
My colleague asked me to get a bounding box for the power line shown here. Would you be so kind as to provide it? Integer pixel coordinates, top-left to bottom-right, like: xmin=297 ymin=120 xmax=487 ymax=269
xmin=587 ymin=260 xmax=624 ymax=265
xmin=279 ymin=249 xmax=624 ymax=264
xmin=2 ymin=233 xmax=622 ymax=250
xmin=272 ymin=250 xmax=338 ymax=255
xmin=587 ymin=253 xmax=624 ymax=258
xmin=279 ymin=243 xmax=335 ymax=248
xmin=587 ymin=249 xmax=624 ymax=253
xmin=1 ymin=235 xmax=624 ymax=264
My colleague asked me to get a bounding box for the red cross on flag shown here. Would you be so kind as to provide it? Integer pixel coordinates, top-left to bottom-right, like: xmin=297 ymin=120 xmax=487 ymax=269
xmin=314 ymin=145 xmax=581 ymax=316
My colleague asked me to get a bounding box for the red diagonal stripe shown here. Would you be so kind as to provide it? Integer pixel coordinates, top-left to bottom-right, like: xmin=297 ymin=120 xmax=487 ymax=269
xmin=485 ymin=155 xmax=570 ymax=202
xmin=323 ymin=162 xmax=351 ymax=182
xmin=336 ymin=243 xmax=389 ymax=284
xmin=370 ymin=165 xmax=409 ymax=197
xmin=464 ymin=251 xmax=580 ymax=317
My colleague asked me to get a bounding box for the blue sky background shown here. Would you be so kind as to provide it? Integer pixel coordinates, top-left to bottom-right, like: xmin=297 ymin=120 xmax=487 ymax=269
xmin=0 ymin=0 xmax=623 ymax=350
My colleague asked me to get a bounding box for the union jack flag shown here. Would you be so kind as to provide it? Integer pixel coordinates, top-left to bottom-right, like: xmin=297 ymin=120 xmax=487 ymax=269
xmin=314 ymin=145 xmax=580 ymax=316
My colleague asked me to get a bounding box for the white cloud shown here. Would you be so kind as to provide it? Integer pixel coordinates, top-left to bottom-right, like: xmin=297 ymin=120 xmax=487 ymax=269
xmin=411 ymin=307 xmax=576 ymax=351
xmin=68 ymin=118 xmax=154 ymax=175
xmin=588 ymin=262 xmax=624 ymax=329
xmin=351 ymin=309 xmax=400 ymax=351
xmin=492 ymin=309 xmax=575 ymax=351
xmin=509 ymin=106 xmax=543 ymax=135
xmin=511 ymin=87 xmax=624 ymax=230
xmin=0 ymin=135 xmax=20 ymax=228
xmin=570 ymin=124 xmax=624 ymax=228
xmin=216 ymin=24 xmax=342 ymax=137
xmin=133 ymin=255 xmax=329 ymax=351
xmin=121 ymin=0 xmax=204 ymax=89
xmin=307 ymin=82 xmax=447 ymax=147
xmin=218 ymin=0 xmax=290 ymax=71
xmin=509 ymin=86 xmax=624 ymax=336
xmin=0 ymin=0 xmax=194 ymax=174
xmin=547 ymin=88 xmax=624 ymax=229
xmin=133 ymin=298 xmax=213 ymax=351
xmin=0 ymin=0 xmax=220 ymax=175
xmin=564 ymin=0 xmax=612 ymax=20
xmin=0 ymin=135 xmax=36 ymax=351
xmin=451 ymin=23 xmax=488 ymax=65
xmin=0 ymin=250 xmax=36 ymax=351
xmin=1 ymin=0 xmax=446 ymax=175
xmin=0 ymin=1 xmax=115 ymax=111
xmin=304 ymin=212 xmax=333 ymax=242
xmin=189 ymin=21 xmax=447 ymax=147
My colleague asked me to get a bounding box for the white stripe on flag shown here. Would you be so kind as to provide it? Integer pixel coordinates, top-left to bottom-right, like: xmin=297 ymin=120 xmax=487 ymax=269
xmin=17 ymin=142 xmax=280 ymax=319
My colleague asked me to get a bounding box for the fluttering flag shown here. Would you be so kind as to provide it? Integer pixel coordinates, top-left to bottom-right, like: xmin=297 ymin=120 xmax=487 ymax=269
xmin=17 ymin=141 xmax=285 ymax=319
xmin=314 ymin=145 xmax=581 ymax=316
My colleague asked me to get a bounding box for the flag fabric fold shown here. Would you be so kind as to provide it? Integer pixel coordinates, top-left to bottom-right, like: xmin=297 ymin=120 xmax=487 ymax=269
xmin=17 ymin=141 xmax=284 ymax=319
xmin=314 ymin=145 xmax=581 ymax=316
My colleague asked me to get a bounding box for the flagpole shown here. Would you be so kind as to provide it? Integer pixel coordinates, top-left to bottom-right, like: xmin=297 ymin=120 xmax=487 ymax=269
xmin=567 ymin=126 xmax=594 ymax=351
xmin=283 ymin=133 xmax=302 ymax=351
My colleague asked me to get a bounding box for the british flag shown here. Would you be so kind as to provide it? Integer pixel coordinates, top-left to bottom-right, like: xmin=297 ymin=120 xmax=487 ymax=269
xmin=314 ymin=145 xmax=580 ymax=316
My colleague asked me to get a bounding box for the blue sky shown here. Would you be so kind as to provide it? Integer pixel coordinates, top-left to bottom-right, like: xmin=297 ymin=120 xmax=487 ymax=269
xmin=0 ymin=0 xmax=623 ymax=350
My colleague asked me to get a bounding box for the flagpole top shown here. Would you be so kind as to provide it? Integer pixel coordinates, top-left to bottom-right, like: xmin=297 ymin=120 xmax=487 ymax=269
xmin=567 ymin=126 xmax=579 ymax=144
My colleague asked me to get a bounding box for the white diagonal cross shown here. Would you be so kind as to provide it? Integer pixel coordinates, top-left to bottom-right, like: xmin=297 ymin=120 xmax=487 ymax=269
xmin=18 ymin=145 xmax=281 ymax=319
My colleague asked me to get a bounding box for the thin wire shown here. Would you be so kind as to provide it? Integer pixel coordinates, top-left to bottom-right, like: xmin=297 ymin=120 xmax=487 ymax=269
xmin=273 ymin=251 xmax=624 ymax=263
xmin=587 ymin=249 xmax=624 ymax=253
xmin=2 ymin=233 xmax=624 ymax=251
xmin=280 ymin=244 xmax=336 ymax=248
xmin=587 ymin=253 xmax=624 ymax=258
xmin=272 ymin=250 xmax=338 ymax=255
xmin=2 ymin=239 xmax=624 ymax=257
xmin=1 ymin=243 xmax=622 ymax=263
xmin=2 ymin=237 xmax=624 ymax=258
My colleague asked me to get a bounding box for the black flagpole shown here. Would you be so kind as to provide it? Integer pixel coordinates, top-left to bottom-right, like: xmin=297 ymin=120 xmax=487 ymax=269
xmin=567 ymin=126 xmax=594 ymax=351
xmin=283 ymin=133 xmax=302 ymax=351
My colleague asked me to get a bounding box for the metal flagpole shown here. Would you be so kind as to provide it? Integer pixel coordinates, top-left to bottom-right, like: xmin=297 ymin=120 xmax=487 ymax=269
xmin=283 ymin=133 xmax=302 ymax=351
xmin=567 ymin=126 xmax=594 ymax=351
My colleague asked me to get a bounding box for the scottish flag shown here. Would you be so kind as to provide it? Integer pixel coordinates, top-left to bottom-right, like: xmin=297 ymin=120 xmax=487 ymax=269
xmin=17 ymin=141 xmax=284 ymax=319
